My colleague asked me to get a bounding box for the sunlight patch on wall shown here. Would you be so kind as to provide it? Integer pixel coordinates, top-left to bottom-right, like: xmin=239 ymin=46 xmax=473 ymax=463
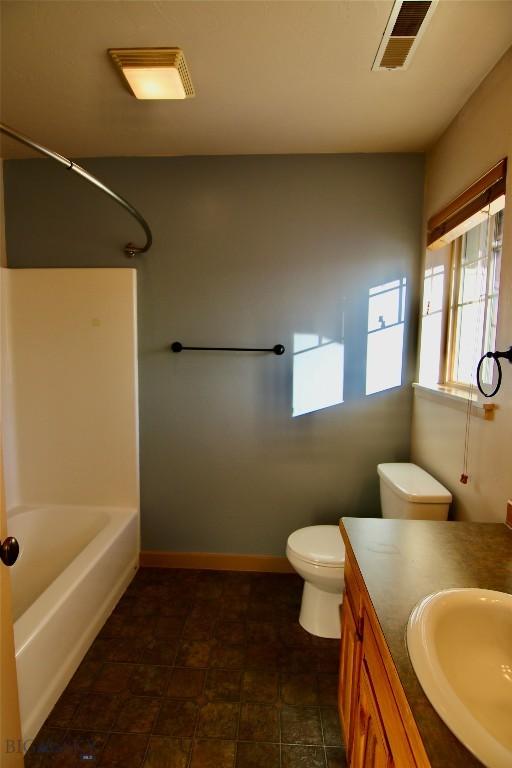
xmin=293 ymin=333 xmax=344 ymax=417
xmin=366 ymin=278 xmax=406 ymax=395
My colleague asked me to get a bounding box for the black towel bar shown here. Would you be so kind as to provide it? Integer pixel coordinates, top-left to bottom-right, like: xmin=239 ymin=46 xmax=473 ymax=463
xmin=171 ymin=342 xmax=285 ymax=355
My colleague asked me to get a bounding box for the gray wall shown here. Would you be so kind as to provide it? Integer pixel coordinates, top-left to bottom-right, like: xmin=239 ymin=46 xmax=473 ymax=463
xmin=4 ymin=154 xmax=423 ymax=555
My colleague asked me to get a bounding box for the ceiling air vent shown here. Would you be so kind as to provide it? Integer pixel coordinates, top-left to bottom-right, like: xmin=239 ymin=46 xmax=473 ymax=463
xmin=372 ymin=0 xmax=438 ymax=71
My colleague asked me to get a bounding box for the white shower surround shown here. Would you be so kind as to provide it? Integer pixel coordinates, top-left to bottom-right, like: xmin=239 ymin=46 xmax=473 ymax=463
xmin=1 ymin=267 xmax=140 ymax=745
xmin=9 ymin=504 xmax=138 ymax=744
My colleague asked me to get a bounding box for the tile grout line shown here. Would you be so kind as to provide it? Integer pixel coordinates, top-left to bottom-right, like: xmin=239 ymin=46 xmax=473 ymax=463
xmin=318 ymin=701 xmax=328 ymax=768
xmin=161 ymin=589 xmax=197 ymax=768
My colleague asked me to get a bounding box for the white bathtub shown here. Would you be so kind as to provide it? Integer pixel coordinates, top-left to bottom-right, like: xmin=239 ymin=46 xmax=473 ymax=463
xmin=8 ymin=505 xmax=139 ymax=743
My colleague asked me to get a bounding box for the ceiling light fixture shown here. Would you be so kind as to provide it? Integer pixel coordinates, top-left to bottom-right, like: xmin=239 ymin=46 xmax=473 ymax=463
xmin=108 ymin=47 xmax=195 ymax=99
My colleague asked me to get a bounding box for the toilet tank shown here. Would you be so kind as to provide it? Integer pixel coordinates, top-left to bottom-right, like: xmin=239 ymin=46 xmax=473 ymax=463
xmin=377 ymin=463 xmax=452 ymax=520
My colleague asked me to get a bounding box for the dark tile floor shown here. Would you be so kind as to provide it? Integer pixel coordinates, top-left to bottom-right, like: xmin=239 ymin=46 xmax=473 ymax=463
xmin=26 ymin=568 xmax=346 ymax=768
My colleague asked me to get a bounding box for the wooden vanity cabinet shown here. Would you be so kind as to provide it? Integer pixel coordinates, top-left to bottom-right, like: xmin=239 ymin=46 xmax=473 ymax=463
xmin=338 ymin=585 xmax=361 ymax=751
xmin=338 ymin=556 xmax=363 ymax=759
xmin=338 ymin=537 xmax=431 ymax=768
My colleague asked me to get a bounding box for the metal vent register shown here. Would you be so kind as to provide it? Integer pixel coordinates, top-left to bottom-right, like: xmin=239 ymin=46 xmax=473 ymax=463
xmin=373 ymin=0 xmax=437 ymax=71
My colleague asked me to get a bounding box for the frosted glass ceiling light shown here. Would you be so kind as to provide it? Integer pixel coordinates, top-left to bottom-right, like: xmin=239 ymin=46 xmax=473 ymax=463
xmin=108 ymin=48 xmax=195 ymax=100
xmin=123 ymin=67 xmax=186 ymax=100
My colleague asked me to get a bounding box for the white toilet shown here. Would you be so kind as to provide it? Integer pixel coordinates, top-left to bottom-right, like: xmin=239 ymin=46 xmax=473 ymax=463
xmin=286 ymin=525 xmax=345 ymax=639
xmin=286 ymin=463 xmax=452 ymax=640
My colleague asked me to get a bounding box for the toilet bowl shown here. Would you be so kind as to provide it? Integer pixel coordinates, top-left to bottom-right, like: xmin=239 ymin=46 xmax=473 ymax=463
xmin=286 ymin=525 xmax=345 ymax=639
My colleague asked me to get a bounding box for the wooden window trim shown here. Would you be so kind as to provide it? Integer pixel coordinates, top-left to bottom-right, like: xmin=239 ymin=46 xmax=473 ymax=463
xmin=427 ymin=159 xmax=507 ymax=246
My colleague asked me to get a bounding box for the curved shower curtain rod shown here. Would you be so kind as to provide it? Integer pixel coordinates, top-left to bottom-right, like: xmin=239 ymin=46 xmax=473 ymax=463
xmin=0 ymin=122 xmax=152 ymax=258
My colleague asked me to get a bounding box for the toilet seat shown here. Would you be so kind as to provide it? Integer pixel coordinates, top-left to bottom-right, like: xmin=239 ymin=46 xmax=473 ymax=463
xmin=287 ymin=525 xmax=345 ymax=568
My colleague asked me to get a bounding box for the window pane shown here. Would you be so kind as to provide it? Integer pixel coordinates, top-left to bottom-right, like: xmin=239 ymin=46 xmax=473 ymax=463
xmin=481 ymin=294 xmax=499 ymax=385
xmin=449 ymin=210 xmax=504 ymax=387
xmin=480 ymin=211 xmax=503 ymax=385
xmin=462 ymin=217 xmax=488 ymax=264
xmin=453 ymin=300 xmax=485 ymax=384
xmin=422 ymin=265 xmax=444 ymax=315
xmin=419 ymin=313 xmax=442 ymax=385
xmin=418 ymin=266 xmax=444 ymax=385
xmin=458 ymin=253 xmax=487 ymax=307
xmin=489 ymin=210 xmax=503 ymax=295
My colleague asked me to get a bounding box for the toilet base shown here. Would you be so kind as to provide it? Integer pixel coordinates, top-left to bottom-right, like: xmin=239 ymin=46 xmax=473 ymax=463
xmin=298 ymin=581 xmax=343 ymax=639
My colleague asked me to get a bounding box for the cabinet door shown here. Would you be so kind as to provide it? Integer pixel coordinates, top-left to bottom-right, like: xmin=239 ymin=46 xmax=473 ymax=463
xmin=361 ymin=616 xmax=417 ymax=767
xmin=352 ymin=663 xmax=393 ymax=768
xmin=338 ymin=596 xmax=361 ymax=757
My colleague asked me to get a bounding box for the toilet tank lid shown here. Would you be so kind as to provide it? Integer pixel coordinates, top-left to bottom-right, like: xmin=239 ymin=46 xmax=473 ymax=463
xmin=377 ymin=463 xmax=452 ymax=504
xmin=287 ymin=525 xmax=345 ymax=567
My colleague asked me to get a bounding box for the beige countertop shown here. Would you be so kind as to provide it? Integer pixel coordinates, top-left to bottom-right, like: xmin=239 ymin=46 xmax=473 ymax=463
xmin=340 ymin=517 xmax=512 ymax=768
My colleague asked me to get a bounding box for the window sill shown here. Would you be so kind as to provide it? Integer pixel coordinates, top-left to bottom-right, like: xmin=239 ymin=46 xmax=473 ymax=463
xmin=412 ymin=382 xmax=497 ymax=420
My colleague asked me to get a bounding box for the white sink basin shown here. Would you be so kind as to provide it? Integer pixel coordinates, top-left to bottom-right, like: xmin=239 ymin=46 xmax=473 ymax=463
xmin=407 ymin=588 xmax=512 ymax=768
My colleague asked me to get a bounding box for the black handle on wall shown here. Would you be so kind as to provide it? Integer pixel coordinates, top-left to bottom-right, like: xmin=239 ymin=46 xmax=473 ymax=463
xmin=0 ymin=537 xmax=19 ymax=567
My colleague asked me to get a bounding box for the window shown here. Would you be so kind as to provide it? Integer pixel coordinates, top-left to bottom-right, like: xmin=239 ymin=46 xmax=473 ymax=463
xmin=418 ymin=265 xmax=444 ymax=386
xmin=418 ymin=159 xmax=507 ymax=392
xmin=447 ymin=210 xmax=504 ymax=387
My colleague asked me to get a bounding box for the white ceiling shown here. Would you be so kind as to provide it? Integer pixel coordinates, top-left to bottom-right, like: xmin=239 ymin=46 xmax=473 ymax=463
xmin=1 ymin=0 xmax=511 ymax=159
